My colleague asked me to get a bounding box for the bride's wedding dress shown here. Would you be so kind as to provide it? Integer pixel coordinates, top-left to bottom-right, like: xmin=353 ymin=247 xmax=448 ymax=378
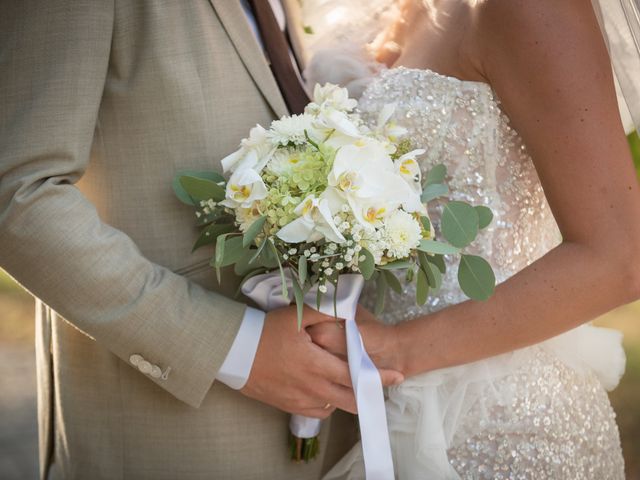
xmin=321 ymin=65 xmax=627 ymax=479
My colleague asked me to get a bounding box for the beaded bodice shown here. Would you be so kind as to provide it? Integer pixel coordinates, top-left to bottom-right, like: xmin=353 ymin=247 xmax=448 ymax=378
xmin=358 ymin=67 xmax=562 ymax=323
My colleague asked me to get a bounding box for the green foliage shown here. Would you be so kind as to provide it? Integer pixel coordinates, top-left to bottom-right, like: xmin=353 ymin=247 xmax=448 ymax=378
xmin=242 ymin=216 xmax=267 ymax=247
xmin=359 ymin=248 xmax=375 ymax=280
xmin=178 ymin=175 xmax=225 ymax=203
xmin=441 ymin=201 xmax=479 ymax=248
xmin=475 ymin=206 xmax=493 ymax=230
xmin=172 ymin=171 xmax=225 ymax=205
xmin=425 ymin=164 xmax=447 ymax=185
xmin=416 ymin=268 xmax=429 ymax=305
xmin=421 ymin=183 xmax=449 ymax=203
xmin=458 ymin=254 xmax=496 ymax=301
xmin=192 ymin=223 xmax=233 ymax=252
xmin=418 ymin=239 xmax=460 ymax=255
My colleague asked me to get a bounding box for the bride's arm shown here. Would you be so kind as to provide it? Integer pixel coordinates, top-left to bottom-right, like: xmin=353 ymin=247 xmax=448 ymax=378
xmin=310 ymin=0 xmax=640 ymax=378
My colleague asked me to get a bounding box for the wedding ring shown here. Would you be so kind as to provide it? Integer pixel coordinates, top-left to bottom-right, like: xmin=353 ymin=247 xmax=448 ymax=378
xmin=323 ymin=402 xmax=332 ymax=410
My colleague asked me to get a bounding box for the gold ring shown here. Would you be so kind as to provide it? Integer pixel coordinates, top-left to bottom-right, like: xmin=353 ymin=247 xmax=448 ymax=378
xmin=323 ymin=402 xmax=332 ymax=410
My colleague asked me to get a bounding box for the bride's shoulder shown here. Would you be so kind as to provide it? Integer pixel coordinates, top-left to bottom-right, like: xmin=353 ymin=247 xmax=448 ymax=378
xmin=472 ymin=0 xmax=601 ymax=48
xmin=469 ymin=0 xmax=608 ymax=80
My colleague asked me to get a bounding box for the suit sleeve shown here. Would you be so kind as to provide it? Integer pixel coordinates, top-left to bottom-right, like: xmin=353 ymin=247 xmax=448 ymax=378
xmin=0 ymin=0 xmax=247 ymax=408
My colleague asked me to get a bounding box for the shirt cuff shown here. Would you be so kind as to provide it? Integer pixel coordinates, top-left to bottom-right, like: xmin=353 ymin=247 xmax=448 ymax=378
xmin=216 ymin=306 xmax=265 ymax=390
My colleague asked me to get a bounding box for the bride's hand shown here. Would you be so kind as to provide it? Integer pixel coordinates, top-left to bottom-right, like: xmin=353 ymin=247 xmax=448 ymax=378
xmin=307 ymin=305 xmax=406 ymax=377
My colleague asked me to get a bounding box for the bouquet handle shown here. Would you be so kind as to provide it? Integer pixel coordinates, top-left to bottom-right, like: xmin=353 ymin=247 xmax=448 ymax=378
xmin=242 ymin=272 xmax=395 ymax=479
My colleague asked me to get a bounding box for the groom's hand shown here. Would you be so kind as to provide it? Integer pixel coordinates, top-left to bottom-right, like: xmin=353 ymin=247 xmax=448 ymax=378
xmin=240 ymin=305 xmax=403 ymax=418
xmin=308 ymin=305 xmax=405 ymax=375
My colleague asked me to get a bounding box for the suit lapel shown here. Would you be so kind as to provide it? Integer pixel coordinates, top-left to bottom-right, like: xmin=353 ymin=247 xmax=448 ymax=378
xmin=209 ymin=0 xmax=288 ymax=117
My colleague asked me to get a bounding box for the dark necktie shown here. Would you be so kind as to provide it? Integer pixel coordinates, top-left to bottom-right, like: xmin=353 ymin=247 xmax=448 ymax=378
xmin=248 ymin=0 xmax=310 ymax=115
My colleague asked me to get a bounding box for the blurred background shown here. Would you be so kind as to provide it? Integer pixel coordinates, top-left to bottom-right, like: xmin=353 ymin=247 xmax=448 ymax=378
xmin=1 ymin=133 xmax=639 ymax=479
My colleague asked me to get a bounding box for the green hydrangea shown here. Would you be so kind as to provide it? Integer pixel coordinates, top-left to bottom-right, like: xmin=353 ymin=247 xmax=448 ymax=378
xmin=261 ymin=144 xmax=336 ymax=233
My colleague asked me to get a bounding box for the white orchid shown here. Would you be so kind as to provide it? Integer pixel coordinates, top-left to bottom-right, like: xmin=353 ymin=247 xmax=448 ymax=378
xmin=328 ymin=139 xmax=423 ymax=226
xmin=236 ymin=204 xmax=263 ymax=233
xmin=276 ymin=194 xmax=346 ymax=244
xmin=375 ymin=103 xmax=408 ymax=142
xmin=221 ymin=125 xmax=275 ymax=174
xmin=395 ymin=149 xmax=426 ymax=194
xmin=220 ymin=168 xmax=268 ymax=209
xmin=309 ymin=83 xmax=358 ymax=113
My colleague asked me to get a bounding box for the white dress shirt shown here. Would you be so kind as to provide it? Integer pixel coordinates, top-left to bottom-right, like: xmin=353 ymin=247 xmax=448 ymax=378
xmin=216 ymin=0 xmax=292 ymax=390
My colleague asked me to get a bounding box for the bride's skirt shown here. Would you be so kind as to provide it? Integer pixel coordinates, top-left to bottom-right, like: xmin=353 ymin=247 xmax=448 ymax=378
xmin=323 ymin=324 xmax=626 ymax=479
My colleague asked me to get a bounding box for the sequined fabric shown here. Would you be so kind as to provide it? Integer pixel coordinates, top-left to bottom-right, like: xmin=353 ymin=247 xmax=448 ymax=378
xmin=356 ymin=67 xmax=625 ymax=478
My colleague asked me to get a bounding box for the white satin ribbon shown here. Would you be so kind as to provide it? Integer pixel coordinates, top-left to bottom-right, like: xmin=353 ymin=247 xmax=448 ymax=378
xmin=242 ymin=271 xmax=395 ymax=479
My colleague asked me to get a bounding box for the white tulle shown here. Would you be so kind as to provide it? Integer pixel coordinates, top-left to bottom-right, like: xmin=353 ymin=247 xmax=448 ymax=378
xmin=323 ymin=325 xmax=625 ymax=480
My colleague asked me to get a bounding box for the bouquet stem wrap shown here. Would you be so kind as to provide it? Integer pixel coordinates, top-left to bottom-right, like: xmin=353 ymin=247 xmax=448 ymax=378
xmin=241 ymin=271 xmax=395 ymax=479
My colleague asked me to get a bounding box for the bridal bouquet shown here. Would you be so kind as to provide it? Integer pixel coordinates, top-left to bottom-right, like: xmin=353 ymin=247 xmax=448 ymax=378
xmin=173 ymin=84 xmax=495 ymax=474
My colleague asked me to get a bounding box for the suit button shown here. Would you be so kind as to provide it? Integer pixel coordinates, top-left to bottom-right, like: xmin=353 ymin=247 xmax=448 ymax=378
xmin=150 ymin=366 xmax=162 ymax=379
xmin=138 ymin=360 xmax=152 ymax=375
xmin=129 ymin=354 xmax=143 ymax=366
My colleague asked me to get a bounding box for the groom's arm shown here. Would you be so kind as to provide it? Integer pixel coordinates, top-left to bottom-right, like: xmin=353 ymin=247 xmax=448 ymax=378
xmin=0 ymin=0 xmax=381 ymax=416
xmin=0 ymin=0 xmax=255 ymax=408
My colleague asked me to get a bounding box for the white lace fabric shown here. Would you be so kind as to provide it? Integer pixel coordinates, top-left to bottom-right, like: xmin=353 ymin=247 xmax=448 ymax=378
xmin=321 ymin=66 xmax=626 ymax=479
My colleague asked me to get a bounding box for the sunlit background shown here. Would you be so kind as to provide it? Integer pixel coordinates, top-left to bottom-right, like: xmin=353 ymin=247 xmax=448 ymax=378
xmin=1 ymin=133 xmax=639 ymax=479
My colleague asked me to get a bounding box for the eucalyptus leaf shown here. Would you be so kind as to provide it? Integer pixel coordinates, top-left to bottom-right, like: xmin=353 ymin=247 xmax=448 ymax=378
xmin=242 ymin=216 xmax=267 ymax=247
xmin=458 ymin=254 xmax=496 ymax=301
xmin=218 ymin=236 xmax=247 ymax=267
xmin=421 ymin=183 xmax=449 ymax=203
xmin=234 ymin=250 xmax=259 ymax=276
xmin=298 ymin=255 xmax=308 ymax=285
xmin=249 ymin=239 xmax=267 ymax=265
xmin=195 ymin=211 xmax=224 ymax=227
xmin=424 ymin=261 xmax=442 ymax=291
xmin=428 ymin=254 xmax=446 ymax=274
xmin=214 ymin=233 xmax=228 ymax=268
xmin=378 ymin=260 xmax=412 ymax=270
xmin=259 ymin=241 xmax=280 ymax=269
xmin=292 ymin=277 xmax=304 ymax=331
xmin=475 ymin=205 xmax=494 ymax=229
xmin=418 ymin=239 xmax=460 ymax=255
xmin=425 ymin=164 xmax=447 ymax=186
xmin=179 ymin=175 xmax=226 ymax=202
xmin=441 ymin=201 xmax=479 ymax=248
xmin=316 ymin=286 xmax=323 ymax=311
xmin=406 ymin=267 xmax=415 ymax=283
xmin=416 ymin=269 xmax=429 ymax=306
xmin=271 ymin=242 xmax=288 ymax=300
xmin=192 ymin=223 xmax=233 ymax=252
xmin=382 ymin=270 xmax=403 ymax=294
xmin=420 ymin=216 xmax=431 ymax=233
xmin=359 ymin=248 xmax=375 ymax=280
xmin=375 ymin=273 xmax=387 ymax=316
xmin=173 ymin=170 xmax=225 ymax=205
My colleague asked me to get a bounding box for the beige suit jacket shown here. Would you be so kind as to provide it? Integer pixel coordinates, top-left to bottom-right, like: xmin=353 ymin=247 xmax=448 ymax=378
xmin=0 ymin=1 xmax=357 ymax=478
